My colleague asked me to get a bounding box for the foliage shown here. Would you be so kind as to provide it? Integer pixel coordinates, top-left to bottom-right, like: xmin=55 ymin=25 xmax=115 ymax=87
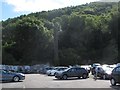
xmin=2 ymin=2 xmax=119 ymax=65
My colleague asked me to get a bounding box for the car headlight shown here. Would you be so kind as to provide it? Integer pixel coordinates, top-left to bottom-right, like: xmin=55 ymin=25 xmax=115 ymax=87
xmin=20 ymin=73 xmax=25 ymax=76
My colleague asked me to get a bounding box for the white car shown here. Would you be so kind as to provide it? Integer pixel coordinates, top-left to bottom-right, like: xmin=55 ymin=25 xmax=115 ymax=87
xmin=47 ymin=67 xmax=68 ymax=76
xmin=46 ymin=67 xmax=55 ymax=75
xmin=46 ymin=68 xmax=56 ymax=76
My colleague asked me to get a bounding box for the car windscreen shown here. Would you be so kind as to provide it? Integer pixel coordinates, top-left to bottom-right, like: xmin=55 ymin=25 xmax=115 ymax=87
xmin=57 ymin=68 xmax=67 ymax=71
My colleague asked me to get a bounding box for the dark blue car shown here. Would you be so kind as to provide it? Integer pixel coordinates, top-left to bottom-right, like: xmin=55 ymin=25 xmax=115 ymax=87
xmin=55 ymin=67 xmax=89 ymax=80
xmin=110 ymin=66 xmax=120 ymax=86
xmin=0 ymin=69 xmax=25 ymax=82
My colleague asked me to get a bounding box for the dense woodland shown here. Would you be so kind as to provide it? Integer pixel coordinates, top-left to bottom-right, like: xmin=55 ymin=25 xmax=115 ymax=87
xmin=1 ymin=2 xmax=120 ymax=65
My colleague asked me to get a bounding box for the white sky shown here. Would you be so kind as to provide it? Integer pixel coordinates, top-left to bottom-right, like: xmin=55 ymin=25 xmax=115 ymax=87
xmin=3 ymin=0 xmax=101 ymax=13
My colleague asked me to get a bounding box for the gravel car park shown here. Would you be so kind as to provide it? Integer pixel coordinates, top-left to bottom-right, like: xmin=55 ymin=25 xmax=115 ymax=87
xmin=0 ymin=64 xmax=119 ymax=89
xmin=1 ymin=74 xmax=120 ymax=89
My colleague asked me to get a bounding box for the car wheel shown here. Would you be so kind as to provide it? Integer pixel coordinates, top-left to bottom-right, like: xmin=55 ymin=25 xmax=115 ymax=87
xmin=13 ymin=76 xmax=20 ymax=82
xmin=103 ymin=75 xmax=106 ymax=80
xmin=82 ymin=74 xmax=87 ymax=79
xmin=110 ymin=78 xmax=116 ymax=86
xmin=62 ymin=75 xmax=67 ymax=80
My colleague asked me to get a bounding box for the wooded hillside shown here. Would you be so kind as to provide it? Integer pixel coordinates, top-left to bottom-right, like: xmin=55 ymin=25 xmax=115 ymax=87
xmin=2 ymin=2 xmax=120 ymax=65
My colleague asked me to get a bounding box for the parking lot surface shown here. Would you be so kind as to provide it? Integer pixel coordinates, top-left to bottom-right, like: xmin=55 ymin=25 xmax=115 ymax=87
xmin=1 ymin=74 xmax=120 ymax=89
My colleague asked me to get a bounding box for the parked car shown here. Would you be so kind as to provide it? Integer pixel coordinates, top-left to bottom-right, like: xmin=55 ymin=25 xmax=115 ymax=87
xmin=0 ymin=69 xmax=25 ymax=82
xmin=47 ymin=67 xmax=68 ymax=76
xmin=41 ymin=67 xmax=54 ymax=74
xmin=94 ymin=66 xmax=113 ymax=79
xmin=46 ymin=67 xmax=56 ymax=76
xmin=55 ymin=67 xmax=89 ymax=80
xmin=53 ymin=67 xmax=68 ymax=76
xmin=110 ymin=66 xmax=120 ymax=86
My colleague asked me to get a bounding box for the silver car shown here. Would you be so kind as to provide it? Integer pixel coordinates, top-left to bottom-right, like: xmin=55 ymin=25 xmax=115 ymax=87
xmin=0 ymin=69 xmax=25 ymax=82
xmin=55 ymin=67 xmax=89 ymax=79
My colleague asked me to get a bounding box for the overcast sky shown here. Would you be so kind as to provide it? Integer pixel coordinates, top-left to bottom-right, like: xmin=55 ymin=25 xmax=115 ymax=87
xmin=1 ymin=0 xmax=119 ymax=20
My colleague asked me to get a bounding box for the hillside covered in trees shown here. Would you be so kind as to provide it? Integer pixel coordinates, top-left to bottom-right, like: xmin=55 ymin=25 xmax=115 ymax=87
xmin=1 ymin=2 xmax=120 ymax=65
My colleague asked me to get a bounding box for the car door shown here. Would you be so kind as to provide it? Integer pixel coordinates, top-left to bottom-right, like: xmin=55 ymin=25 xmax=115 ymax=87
xmin=67 ymin=68 xmax=76 ymax=77
xmin=76 ymin=68 xmax=82 ymax=76
xmin=2 ymin=70 xmax=8 ymax=80
xmin=74 ymin=68 xmax=78 ymax=77
xmin=118 ymin=67 xmax=120 ymax=82
xmin=114 ymin=67 xmax=120 ymax=82
xmin=2 ymin=70 xmax=13 ymax=81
